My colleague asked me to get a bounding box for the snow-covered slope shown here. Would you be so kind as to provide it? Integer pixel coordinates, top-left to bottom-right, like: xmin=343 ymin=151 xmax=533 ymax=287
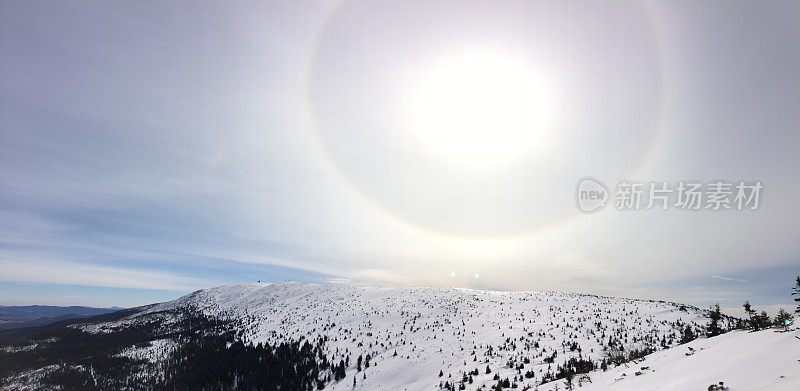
xmin=8 ymin=282 xmax=796 ymax=390
xmin=118 ymin=282 xmax=709 ymax=390
xmin=538 ymin=329 xmax=800 ymax=391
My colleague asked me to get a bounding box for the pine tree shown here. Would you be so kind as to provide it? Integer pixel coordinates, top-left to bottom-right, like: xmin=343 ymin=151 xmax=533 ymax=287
xmin=773 ymin=308 xmax=793 ymax=331
xmin=793 ymin=276 xmax=800 ymax=314
xmin=564 ymin=371 xmax=575 ymax=390
xmin=334 ymin=359 xmax=346 ymax=381
xmin=743 ymin=301 xmax=755 ymax=329
xmin=680 ymin=325 xmax=696 ymax=344
xmin=756 ymin=310 xmax=771 ymax=330
xmin=707 ymin=304 xmax=723 ymax=337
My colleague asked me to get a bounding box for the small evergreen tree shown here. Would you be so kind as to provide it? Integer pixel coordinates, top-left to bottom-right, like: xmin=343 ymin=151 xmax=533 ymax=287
xmin=564 ymin=371 xmax=575 ymax=390
xmin=773 ymin=308 xmax=793 ymax=331
xmin=743 ymin=301 xmax=755 ymax=329
xmin=707 ymin=304 xmax=723 ymax=337
xmin=680 ymin=325 xmax=696 ymax=344
xmin=793 ymin=276 xmax=800 ymax=314
xmin=752 ymin=310 xmax=771 ymax=331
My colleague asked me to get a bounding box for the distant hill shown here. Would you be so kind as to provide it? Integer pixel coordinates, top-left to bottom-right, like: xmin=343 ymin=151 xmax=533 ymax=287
xmin=0 ymin=305 xmax=121 ymax=331
xmin=0 ymin=283 xmax=796 ymax=390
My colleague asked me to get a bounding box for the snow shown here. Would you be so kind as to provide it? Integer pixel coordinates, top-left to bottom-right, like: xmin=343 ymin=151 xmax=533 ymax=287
xmin=539 ymin=329 xmax=800 ymax=391
xmin=130 ymin=283 xmax=709 ymax=390
xmin=1 ymin=365 xmax=60 ymax=391
xmin=64 ymin=282 xmax=799 ymax=390
xmin=115 ymin=338 xmax=177 ymax=364
xmin=1 ymin=337 xmax=58 ymax=353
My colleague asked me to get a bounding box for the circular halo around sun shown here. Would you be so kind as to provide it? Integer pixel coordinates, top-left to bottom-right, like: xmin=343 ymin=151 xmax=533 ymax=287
xmin=308 ymin=1 xmax=663 ymax=237
xmin=404 ymin=51 xmax=556 ymax=169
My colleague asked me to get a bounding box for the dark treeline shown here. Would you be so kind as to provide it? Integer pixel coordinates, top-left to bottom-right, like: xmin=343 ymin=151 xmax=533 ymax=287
xmin=0 ymin=309 xmax=336 ymax=391
xmin=160 ymin=334 xmax=328 ymax=390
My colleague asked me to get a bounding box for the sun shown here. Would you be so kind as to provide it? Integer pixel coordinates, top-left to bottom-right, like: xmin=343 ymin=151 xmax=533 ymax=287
xmin=405 ymin=51 xmax=555 ymax=169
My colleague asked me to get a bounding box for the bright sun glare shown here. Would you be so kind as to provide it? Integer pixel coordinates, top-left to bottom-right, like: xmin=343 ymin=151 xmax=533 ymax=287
xmin=406 ymin=51 xmax=555 ymax=169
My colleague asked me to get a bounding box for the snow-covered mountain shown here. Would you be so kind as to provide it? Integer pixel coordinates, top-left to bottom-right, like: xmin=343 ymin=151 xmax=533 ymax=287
xmin=143 ymin=283 xmax=708 ymax=389
xmin=1 ymin=282 xmax=797 ymax=390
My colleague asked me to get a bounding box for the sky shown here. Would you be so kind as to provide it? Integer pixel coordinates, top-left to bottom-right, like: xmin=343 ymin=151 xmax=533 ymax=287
xmin=1 ymin=1 xmax=798 ymax=313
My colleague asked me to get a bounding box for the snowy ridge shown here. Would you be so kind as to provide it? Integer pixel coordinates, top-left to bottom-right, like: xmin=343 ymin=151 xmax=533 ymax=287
xmin=112 ymin=282 xmax=713 ymax=390
xmin=9 ymin=282 xmax=798 ymax=390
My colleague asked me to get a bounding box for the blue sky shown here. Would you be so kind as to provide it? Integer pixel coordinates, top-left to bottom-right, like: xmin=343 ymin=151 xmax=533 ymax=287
xmin=1 ymin=1 xmax=798 ymax=312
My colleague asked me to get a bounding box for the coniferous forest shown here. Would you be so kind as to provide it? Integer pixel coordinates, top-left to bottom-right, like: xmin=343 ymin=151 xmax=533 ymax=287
xmin=0 ymin=308 xmax=334 ymax=390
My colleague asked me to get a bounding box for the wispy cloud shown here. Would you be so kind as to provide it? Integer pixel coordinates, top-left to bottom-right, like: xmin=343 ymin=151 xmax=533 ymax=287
xmin=711 ymin=275 xmax=749 ymax=284
xmin=0 ymin=256 xmax=210 ymax=292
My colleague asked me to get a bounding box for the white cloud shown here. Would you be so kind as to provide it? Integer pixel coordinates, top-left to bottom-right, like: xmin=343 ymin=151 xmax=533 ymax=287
xmin=0 ymin=256 xmax=209 ymax=292
xmin=711 ymin=275 xmax=749 ymax=284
